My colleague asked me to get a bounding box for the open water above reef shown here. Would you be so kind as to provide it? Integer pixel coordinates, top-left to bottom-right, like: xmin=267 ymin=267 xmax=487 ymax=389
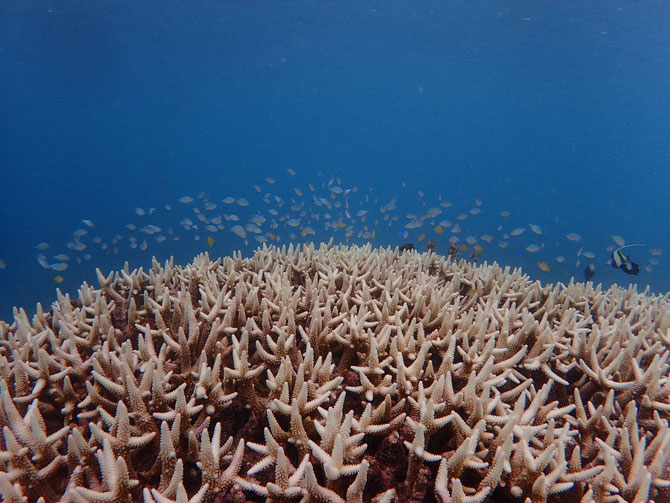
xmin=2 ymin=0 xmax=670 ymax=319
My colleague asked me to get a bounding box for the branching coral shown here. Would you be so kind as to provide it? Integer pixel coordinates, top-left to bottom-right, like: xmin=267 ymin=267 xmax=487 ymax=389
xmin=1 ymin=242 xmax=669 ymax=502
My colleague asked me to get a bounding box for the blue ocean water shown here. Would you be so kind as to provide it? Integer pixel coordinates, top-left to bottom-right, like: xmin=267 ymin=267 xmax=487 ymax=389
xmin=1 ymin=0 xmax=669 ymax=320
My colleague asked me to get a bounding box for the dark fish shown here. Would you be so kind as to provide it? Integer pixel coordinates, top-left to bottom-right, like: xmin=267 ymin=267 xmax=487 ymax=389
xmin=447 ymin=242 xmax=459 ymax=259
xmin=400 ymin=243 xmax=415 ymax=252
xmin=609 ymin=245 xmax=644 ymax=276
xmin=584 ymin=264 xmax=595 ymax=281
xmin=426 ymin=240 xmax=437 ymax=252
xmin=621 ymin=261 xmax=640 ymax=276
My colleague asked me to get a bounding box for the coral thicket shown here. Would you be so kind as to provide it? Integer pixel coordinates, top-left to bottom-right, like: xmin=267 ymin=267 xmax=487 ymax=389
xmin=1 ymin=243 xmax=669 ymax=502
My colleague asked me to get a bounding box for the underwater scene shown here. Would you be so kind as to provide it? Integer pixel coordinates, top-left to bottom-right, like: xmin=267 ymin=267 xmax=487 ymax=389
xmin=2 ymin=2 xmax=670 ymax=503
xmin=2 ymin=0 xmax=670 ymax=318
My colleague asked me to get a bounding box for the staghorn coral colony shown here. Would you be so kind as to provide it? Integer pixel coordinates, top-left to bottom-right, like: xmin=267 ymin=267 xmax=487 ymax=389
xmin=1 ymin=242 xmax=670 ymax=503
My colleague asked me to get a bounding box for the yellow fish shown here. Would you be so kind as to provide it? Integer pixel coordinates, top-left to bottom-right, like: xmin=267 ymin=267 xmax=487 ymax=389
xmin=52 ymin=275 xmax=64 ymax=284
xmin=537 ymin=261 xmax=551 ymax=272
xmin=474 ymin=244 xmax=484 ymax=252
xmin=458 ymin=244 xmax=469 ymax=251
xmin=610 ymin=235 xmax=626 ymax=247
xmin=434 ymin=225 xmax=444 ymax=234
xmin=207 ymin=236 xmax=215 ymax=247
xmin=371 ymin=230 xmax=376 ymax=239
xmin=418 ymin=233 xmax=426 ymax=242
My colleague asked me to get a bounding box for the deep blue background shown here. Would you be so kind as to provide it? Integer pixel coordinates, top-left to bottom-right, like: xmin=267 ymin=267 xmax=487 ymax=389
xmin=2 ymin=0 xmax=670 ymax=319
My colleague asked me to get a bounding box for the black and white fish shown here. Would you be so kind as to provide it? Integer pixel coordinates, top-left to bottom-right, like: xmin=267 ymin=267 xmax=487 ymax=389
xmin=609 ymin=244 xmax=644 ymax=276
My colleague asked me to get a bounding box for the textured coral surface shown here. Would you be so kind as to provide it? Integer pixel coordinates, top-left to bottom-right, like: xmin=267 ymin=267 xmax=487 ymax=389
xmin=1 ymin=243 xmax=669 ymax=503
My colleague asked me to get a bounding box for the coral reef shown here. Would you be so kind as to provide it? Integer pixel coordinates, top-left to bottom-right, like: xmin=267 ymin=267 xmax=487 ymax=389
xmin=1 ymin=242 xmax=669 ymax=503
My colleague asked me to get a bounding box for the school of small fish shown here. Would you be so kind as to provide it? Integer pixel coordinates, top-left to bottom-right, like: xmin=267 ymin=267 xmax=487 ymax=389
xmin=16 ymin=168 xmax=662 ymax=285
